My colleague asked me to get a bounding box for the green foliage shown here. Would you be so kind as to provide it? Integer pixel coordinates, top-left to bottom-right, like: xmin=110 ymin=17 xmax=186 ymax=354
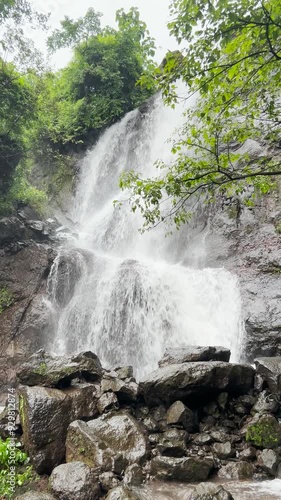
xmin=41 ymin=8 xmax=157 ymax=148
xmin=47 ymin=8 xmax=102 ymax=52
xmin=0 ymin=437 xmax=34 ymax=498
xmin=246 ymin=419 xmax=280 ymax=448
xmin=0 ymin=289 xmax=14 ymax=314
xmin=122 ymin=0 xmax=281 ymax=229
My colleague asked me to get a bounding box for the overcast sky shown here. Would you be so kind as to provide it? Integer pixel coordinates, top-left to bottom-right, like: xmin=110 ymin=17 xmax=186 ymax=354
xmin=30 ymin=0 xmax=177 ymax=68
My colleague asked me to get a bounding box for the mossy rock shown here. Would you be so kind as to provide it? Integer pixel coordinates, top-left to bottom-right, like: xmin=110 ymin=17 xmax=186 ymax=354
xmin=246 ymin=413 xmax=281 ymax=449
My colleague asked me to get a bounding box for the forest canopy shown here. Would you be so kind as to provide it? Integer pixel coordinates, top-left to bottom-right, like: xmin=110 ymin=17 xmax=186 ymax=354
xmin=0 ymin=3 xmax=156 ymax=214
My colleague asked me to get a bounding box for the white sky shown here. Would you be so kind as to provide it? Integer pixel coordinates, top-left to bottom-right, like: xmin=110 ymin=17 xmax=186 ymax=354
xmin=29 ymin=0 xmax=178 ymax=68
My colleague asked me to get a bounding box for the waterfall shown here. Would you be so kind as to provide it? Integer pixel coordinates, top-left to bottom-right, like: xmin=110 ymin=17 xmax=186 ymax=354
xmin=47 ymin=95 xmax=245 ymax=378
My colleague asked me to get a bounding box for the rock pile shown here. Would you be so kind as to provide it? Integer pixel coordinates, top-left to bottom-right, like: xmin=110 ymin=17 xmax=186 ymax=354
xmin=1 ymin=346 xmax=280 ymax=499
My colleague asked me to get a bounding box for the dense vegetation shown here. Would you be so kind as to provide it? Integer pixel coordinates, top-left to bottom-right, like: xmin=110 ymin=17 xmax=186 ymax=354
xmin=0 ymin=1 xmax=156 ymax=215
xmin=2 ymin=0 xmax=281 ymax=228
xmin=122 ymin=0 xmax=281 ymax=228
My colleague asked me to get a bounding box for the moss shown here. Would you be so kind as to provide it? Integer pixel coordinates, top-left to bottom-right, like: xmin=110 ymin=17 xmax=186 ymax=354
xmin=275 ymin=221 xmax=281 ymax=234
xmin=19 ymin=395 xmax=25 ymax=428
xmin=246 ymin=418 xmax=280 ymax=448
xmin=0 ymin=288 xmax=14 ymax=314
xmin=33 ymin=362 xmax=48 ymax=376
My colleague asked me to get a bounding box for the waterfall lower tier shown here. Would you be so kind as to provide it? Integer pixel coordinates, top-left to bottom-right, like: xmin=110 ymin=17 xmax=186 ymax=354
xmin=48 ymin=248 xmax=244 ymax=379
xmin=46 ymin=94 xmax=245 ymax=377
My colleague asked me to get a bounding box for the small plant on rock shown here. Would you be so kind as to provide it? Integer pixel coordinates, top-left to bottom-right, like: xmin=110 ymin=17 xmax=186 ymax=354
xmin=0 ymin=438 xmax=34 ymax=498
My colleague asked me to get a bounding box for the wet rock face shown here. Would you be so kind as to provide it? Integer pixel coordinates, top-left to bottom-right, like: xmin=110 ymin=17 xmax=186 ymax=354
xmin=159 ymin=346 xmax=231 ymax=366
xmin=0 ymin=242 xmax=54 ymax=392
xmin=218 ymin=461 xmax=255 ymax=480
xmin=150 ymin=455 xmax=213 ymax=482
xmin=19 ymin=385 xmax=72 ymax=474
xmin=66 ymin=411 xmax=148 ymax=474
xmin=15 ymin=494 xmax=56 ymax=500
xmin=140 ymin=362 xmax=255 ymax=405
xmin=257 ymin=449 xmax=279 ymax=476
xmin=0 ymin=217 xmax=26 ymax=247
xmin=201 ymin=191 xmax=281 ymax=360
xmin=49 ymin=462 xmax=101 ymax=500
xmin=191 ymin=482 xmax=234 ymax=500
xmin=17 ymin=351 xmax=103 ymax=388
xmin=255 ymin=357 xmax=281 ymax=393
xmin=166 ymin=400 xmax=196 ymax=432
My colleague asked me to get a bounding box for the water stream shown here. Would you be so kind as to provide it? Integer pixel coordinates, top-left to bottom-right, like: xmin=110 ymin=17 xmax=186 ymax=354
xmin=47 ymin=94 xmax=245 ymax=378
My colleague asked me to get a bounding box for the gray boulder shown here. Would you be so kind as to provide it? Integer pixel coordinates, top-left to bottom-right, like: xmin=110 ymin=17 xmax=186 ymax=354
xmin=123 ymin=464 xmax=144 ymax=487
xmin=99 ymin=472 xmax=121 ymax=492
xmin=159 ymin=346 xmax=231 ymax=366
xmin=19 ymin=385 xmax=71 ymax=474
xmin=257 ymin=449 xmax=279 ymax=476
xmin=0 ymin=217 xmax=25 ymax=247
xmin=15 ymin=494 xmax=55 ymax=500
xmin=66 ymin=411 xmax=148 ymax=474
xmin=105 ymin=487 xmax=139 ymax=500
xmin=17 ymin=350 xmax=102 ymax=387
xmin=212 ymin=442 xmax=234 ymax=460
xmin=191 ymin=483 xmax=234 ymax=500
xmin=97 ymin=392 xmax=119 ymax=414
xmin=150 ymin=456 xmax=213 ymax=482
xmin=166 ymin=400 xmax=196 ymax=432
xmin=218 ymin=462 xmax=255 ymax=479
xmin=253 ymin=390 xmax=280 ymax=414
xmin=49 ymin=462 xmax=100 ymax=500
xmin=101 ymin=375 xmax=138 ymax=403
xmin=140 ymin=362 xmax=254 ymax=405
xmin=156 ymin=429 xmax=189 ymax=457
xmin=255 ymin=357 xmax=281 ymax=393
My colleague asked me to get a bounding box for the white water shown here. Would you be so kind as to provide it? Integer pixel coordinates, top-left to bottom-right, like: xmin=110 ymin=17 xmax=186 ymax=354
xmin=48 ymin=95 xmax=245 ymax=378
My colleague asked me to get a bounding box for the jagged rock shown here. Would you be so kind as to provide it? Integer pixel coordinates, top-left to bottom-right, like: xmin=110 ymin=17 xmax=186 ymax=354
xmin=156 ymin=429 xmax=189 ymax=457
xmin=0 ymin=217 xmax=25 ymax=247
xmin=105 ymin=487 xmax=139 ymax=500
xmin=254 ymin=373 xmax=265 ymax=392
xmin=15 ymin=494 xmax=55 ymax=500
xmin=210 ymin=429 xmax=230 ymax=443
xmin=212 ymin=442 xmax=234 ymax=459
xmin=17 ymin=351 xmax=102 ymax=387
xmin=159 ymin=346 xmax=231 ymax=367
xmin=244 ymin=413 xmax=281 ymax=448
xmin=217 ymin=392 xmax=228 ymax=410
xmin=218 ymin=461 xmax=255 ymax=479
xmin=101 ymin=376 xmax=138 ymax=403
xmin=65 ymin=382 xmax=100 ymax=420
xmin=191 ymin=482 xmax=234 ymax=500
xmin=257 ymin=449 xmax=279 ymax=476
xmin=49 ymin=462 xmax=100 ymax=499
xmin=19 ymin=385 xmax=71 ymax=474
xmin=0 ymin=243 xmax=53 ymax=390
xmin=115 ymin=366 xmax=134 ymax=380
xmin=166 ymin=400 xmax=196 ymax=431
xmin=239 ymin=446 xmax=257 ymax=461
xmin=253 ymin=391 xmax=280 ymax=414
xmin=99 ymin=472 xmax=121 ymax=492
xmin=142 ymin=417 xmax=158 ymax=432
xmin=66 ymin=411 xmax=148 ymax=474
xmin=140 ymin=362 xmax=254 ymax=405
xmin=150 ymin=456 xmax=213 ymax=482
xmin=193 ymin=433 xmax=212 ymax=445
xmin=97 ymin=392 xmax=119 ymax=414
xmin=123 ymin=464 xmax=144 ymax=486
xmin=255 ymin=357 xmax=281 ymax=393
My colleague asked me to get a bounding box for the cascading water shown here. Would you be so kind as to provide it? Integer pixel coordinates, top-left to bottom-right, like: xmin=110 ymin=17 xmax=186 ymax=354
xmin=47 ymin=95 xmax=245 ymax=378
